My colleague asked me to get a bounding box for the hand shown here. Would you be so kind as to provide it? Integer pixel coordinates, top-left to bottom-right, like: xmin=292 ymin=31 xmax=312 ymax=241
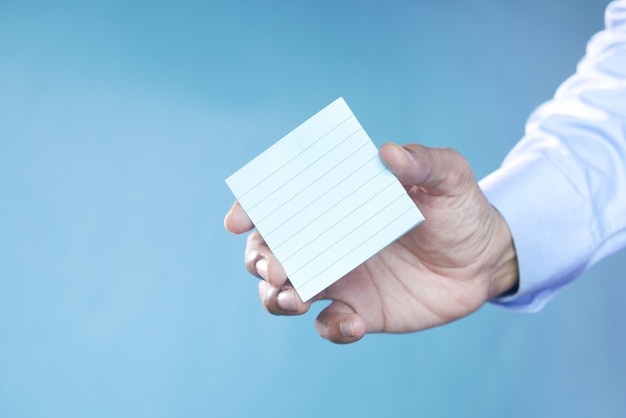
xmin=225 ymin=143 xmax=518 ymax=344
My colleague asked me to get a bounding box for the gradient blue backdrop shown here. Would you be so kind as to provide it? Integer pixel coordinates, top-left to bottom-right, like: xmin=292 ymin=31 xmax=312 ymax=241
xmin=1 ymin=1 xmax=624 ymax=417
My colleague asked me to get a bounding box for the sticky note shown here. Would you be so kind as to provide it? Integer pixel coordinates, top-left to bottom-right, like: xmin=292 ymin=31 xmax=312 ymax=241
xmin=226 ymin=98 xmax=424 ymax=302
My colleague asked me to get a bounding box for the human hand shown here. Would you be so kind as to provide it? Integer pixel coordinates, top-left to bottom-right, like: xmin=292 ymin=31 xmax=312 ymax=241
xmin=224 ymin=143 xmax=518 ymax=343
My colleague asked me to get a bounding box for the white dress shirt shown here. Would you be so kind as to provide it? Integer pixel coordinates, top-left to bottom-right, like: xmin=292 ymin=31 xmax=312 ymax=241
xmin=481 ymin=0 xmax=626 ymax=311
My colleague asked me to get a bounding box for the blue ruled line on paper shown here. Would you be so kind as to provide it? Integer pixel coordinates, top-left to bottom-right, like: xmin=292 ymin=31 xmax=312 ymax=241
xmin=225 ymin=97 xmax=424 ymax=302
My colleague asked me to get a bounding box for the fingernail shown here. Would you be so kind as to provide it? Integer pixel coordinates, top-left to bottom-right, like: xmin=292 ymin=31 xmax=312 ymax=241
xmin=277 ymin=290 xmax=298 ymax=313
xmin=339 ymin=320 xmax=355 ymax=338
xmin=391 ymin=143 xmax=413 ymax=161
xmin=256 ymin=258 xmax=268 ymax=280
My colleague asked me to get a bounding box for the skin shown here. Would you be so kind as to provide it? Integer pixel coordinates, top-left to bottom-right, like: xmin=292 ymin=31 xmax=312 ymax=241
xmin=224 ymin=143 xmax=519 ymax=344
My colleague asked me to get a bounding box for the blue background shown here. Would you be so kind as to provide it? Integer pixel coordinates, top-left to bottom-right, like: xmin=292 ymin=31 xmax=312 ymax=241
xmin=1 ymin=0 xmax=625 ymax=417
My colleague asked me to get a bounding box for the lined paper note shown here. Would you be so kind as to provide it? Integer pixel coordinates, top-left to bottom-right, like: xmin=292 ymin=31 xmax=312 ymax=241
xmin=225 ymin=98 xmax=424 ymax=302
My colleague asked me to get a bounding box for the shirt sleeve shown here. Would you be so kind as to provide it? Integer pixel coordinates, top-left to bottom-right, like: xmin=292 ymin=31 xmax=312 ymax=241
xmin=480 ymin=0 xmax=626 ymax=311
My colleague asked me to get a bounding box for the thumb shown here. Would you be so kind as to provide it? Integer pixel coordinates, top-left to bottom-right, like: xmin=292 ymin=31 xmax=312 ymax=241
xmin=379 ymin=143 xmax=474 ymax=196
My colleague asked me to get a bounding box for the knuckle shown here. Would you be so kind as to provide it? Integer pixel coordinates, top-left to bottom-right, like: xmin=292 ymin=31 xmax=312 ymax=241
xmin=244 ymin=246 xmax=262 ymax=275
xmin=244 ymin=232 xmax=266 ymax=277
xmin=245 ymin=253 xmax=262 ymax=277
xmin=442 ymin=147 xmax=474 ymax=187
xmin=259 ymin=281 xmax=292 ymax=316
xmin=259 ymin=281 xmax=277 ymax=313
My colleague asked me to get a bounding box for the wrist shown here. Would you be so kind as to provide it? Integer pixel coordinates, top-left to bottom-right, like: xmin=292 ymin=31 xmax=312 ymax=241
xmin=487 ymin=206 xmax=520 ymax=299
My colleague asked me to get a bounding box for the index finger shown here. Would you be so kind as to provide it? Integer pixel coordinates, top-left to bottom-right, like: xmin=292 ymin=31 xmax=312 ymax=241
xmin=224 ymin=201 xmax=255 ymax=234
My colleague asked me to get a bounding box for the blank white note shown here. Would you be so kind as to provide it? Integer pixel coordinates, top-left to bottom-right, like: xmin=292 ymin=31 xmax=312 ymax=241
xmin=225 ymin=97 xmax=424 ymax=302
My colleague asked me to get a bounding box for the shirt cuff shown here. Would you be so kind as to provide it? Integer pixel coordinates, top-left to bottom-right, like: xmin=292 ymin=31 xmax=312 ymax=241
xmin=479 ymin=152 xmax=595 ymax=312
